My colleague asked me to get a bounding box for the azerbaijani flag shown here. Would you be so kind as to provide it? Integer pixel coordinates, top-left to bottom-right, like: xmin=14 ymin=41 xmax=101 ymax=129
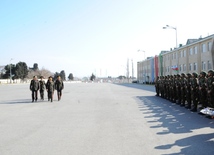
xmin=171 ymin=65 xmax=178 ymax=71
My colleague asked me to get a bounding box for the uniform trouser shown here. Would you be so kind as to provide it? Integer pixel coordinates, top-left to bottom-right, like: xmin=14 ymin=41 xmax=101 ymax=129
xmin=191 ymin=90 xmax=198 ymax=109
xmin=57 ymin=90 xmax=62 ymax=100
xmin=181 ymin=88 xmax=186 ymax=104
xmin=155 ymin=86 xmax=159 ymax=96
xmin=40 ymin=90 xmax=45 ymax=100
xmin=207 ymin=91 xmax=214 ymax=107
xmin=199 ymin=89 xmax=207 ymax=108
xmin=32 ymin=90 xmax=38 ymax=101
xmin=186 ymin=91 xmax=191 ymax=107
xmin=48 ymin=91 xmax=54 ymax=101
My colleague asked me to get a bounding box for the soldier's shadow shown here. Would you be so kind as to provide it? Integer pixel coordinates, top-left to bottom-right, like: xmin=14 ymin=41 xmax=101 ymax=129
xmin=136 ymin=95 xmax=214 ymax=154
xmin=0 ymin=99 xmax=39 ymax=104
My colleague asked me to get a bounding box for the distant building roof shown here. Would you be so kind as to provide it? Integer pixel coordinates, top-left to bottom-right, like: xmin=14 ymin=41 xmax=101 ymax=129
xmin=186 ymin=39 xmax=200 ymax=45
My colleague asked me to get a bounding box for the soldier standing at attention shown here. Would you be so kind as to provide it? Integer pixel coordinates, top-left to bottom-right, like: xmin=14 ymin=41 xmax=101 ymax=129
xmin=190 ymin=72 xmax=199 ymax=112
xmin=206 ymin=70 xmax=214 ymax=108
xmin=185 ymin=73 xmax=192 ymax=109
xmin=155 ymin=76 xmax=160 ymax=96
xmin=30 ymin=76 xmax=40 ymax=102
xmin=180 ymin=73 xmax=186 ymax=107
xmin=198 ymin=72 xmax=207 ymax=109
xmin=55 ymin=75 xmax=64 ymax=101
xmin=39 ymin=76 xmax=46 ymax=100
xmin=46 ymin=76 xmax=55 ymax=102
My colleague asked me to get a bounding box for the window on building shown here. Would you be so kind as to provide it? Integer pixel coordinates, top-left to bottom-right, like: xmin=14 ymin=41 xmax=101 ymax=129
xmin=208 ymin=61 xmax=212 ymax=69
xmin=193 ymin=63 xmax=197 ymax=70
xmin=208 ymin=42 xmax=211 ymax=51
xmin=189 ymin=63 xmax=192 ymax=71
xmin=202 ymin=44 xmax=206 ymax=53
xmin=183 ymin=64 xmax=186 ymax=71
xmin=168 ymin=66 xmax=170 ymax=72
xmin=189 ymin=48 xmax=193 ymax=55
xmin=184 ymin=50 xmax=186 ymax=57
xmin=194 ymin=46 xmax=197 ymax=54
xmin=179 ymin=65 xmax=182 ymax=71
xmin=180 ymin=51 xmax=182 ymax=58
xmin=202 ymin=61 xmax=206 ymax=70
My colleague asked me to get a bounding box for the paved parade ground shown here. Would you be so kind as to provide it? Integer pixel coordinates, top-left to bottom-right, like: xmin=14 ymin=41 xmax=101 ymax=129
xmin=0 ymin=82 xmax=214 ymax=155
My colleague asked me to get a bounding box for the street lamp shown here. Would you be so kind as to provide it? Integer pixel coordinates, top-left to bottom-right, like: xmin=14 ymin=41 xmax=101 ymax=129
xmin=163 ymin=25 xmax=177 ymax=48
xmin=137 ymin=49 xmax=146 ymax=60
xmin=10 ymin=58 xmax=13 ymax=84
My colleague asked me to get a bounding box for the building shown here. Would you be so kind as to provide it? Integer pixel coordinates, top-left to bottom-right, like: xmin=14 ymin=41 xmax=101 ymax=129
xmin=137 ymin=34 xmax=214 ymax=82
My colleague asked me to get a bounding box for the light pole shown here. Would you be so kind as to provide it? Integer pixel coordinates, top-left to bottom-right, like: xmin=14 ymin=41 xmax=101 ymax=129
xmin=10 ymin=58 xmax=13 ymax=84
xmin=163 ymin=25 xmax=177 ymax=48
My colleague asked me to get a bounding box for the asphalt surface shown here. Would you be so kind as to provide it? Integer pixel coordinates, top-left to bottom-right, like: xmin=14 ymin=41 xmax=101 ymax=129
xmin=0 ymin=82 xmax=214 ymax=155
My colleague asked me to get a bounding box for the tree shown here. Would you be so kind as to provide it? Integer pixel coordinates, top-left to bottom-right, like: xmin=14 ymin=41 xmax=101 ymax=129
xmin=60 ymin=70 xmax=66 ymax=81
xmin=90 ymin=73 xmax=96 ymax=81
xmin=15 ymin=62 xmax=28 ymax=80
xmin=33 ymin=63 xmax=39 ymax=71
xmin=3 ymin=64 xmax=16 ymax=79
xmin=28 ymin=67 xmax=53 ymax=79
xmin=68 ymin=73 xmax=74 ymax=81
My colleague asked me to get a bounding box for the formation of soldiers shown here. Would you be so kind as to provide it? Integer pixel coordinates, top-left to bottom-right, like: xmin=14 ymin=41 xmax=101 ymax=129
xmin=30 ymin=75 xmax=64 ymax=102
xmin=155 ymin=70 xmax=214 ymax=112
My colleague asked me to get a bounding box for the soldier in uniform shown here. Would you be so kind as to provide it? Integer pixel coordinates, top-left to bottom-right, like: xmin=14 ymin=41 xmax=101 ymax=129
xmin=46 ymin=76 xmax=55 ymax=102
xmin=176 ymin=74 xmax=181 ymax=104
xmin=190 ymin=72 xmax=199 ymax=112
xmin=39 ymin=76 xmax=46 ymax=100
xmin=30 ymin=76 xmax=40 ymax=102
xmin=198 ymin=71 xmax=207 ymax=109
xmin=185 ymin=73 xmax=192 ymax=109
xmin=180 ymin=73 xmax=186 ymax=106
xmin=55 ymin=75 xmax=64 ymax=101
xmin=206 ymin=70 xmax=214 ymax=108
xmin=155 ymin=76 xmax=160 ymax=96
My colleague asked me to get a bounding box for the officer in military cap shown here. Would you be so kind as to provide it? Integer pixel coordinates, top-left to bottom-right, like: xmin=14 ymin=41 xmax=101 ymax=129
xmin=198 ymin=71 xmax=207 ymax=109
xmin=46 ymin=76 xmax=55 ymax=102
xmin=30 ymin=76 xmax=40 ymax=102
xmin=190 ymin=72 xmax=199 ymax=112
xmin=39 ymin=76 xmax=46 ymax=100
xmin=206 ymin=70 xmax=214 ymax=108
xmin=55 ymin=75 xmax=64 ymax=101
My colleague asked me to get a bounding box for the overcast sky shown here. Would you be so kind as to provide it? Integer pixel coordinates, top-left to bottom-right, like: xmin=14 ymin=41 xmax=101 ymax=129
xmin=1 ymin=0 xmax=214 ymax=78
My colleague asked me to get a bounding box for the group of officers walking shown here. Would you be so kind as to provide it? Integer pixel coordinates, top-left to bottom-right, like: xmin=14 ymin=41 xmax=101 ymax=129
xmin=29 ymin=75 xmax=64 ymax=102
xmin=155 ymin=70 xmax=214 ymax=112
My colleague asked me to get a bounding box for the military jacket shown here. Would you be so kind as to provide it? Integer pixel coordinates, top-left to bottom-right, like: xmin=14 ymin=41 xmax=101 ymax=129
xmin=39 ymin=80 xmax=46 ymax=91
xmin=30 ymin=80 xmax=40 ymax=91
xmin=55 ymin=79 xmax=64 ymax=91
xmin=46 ymin=81 xmax=55 ymax=92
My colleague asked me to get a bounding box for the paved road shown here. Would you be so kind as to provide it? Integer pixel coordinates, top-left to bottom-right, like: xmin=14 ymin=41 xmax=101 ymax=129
xmin=0 ymin=83 xmax=214 ymax=155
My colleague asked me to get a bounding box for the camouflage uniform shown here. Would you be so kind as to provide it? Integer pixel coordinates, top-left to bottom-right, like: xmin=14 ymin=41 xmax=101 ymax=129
xmin=176 ymin=74 xmax=181 ymax=104
xmin=39 ymin=76 xmax=46 ymax=100
xmin=206 ymin=70 xmax=214 ymax=108
xmin=198 ymin=72 xmax=207 ymax=108
xmin=180 ymin=73 xmax=186 ymax=106
xmin=46 ymin=76 xmax=55 ymax=102
xmin=190 ymin=72 xmax=199 ymax=112
xmin=155 ymin=76 xmax=160 ymax=96
xmin=185 ymin=73 xmax=192 ymax=109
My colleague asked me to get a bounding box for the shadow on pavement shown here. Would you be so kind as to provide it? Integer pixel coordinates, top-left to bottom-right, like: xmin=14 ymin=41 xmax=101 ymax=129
xmin=136 ymin=95 xmax=214 ymax=155
xmin=114 ymin=83 xmax=155 ymax=93
xmin=0 ymin=99 xmax=37 ymax=104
